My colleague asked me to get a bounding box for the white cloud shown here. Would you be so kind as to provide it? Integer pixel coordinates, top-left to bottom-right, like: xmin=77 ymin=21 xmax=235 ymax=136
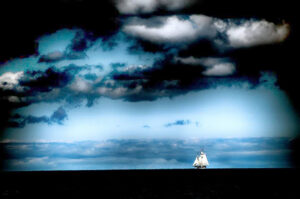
xmin=0 ymin=71 xmax=24 ymax=90
xmin=115 ymin=0 xmax=196 ymax=14
xmin=8 ymin=96 xmax=21 ymax=103
xmin=203 ymin=63 xmax=236 ymax=76
xmin=124 ymin=15 xmax=290 ymax=48
xmin=123 ymin=15 xmax=215 ymax=44
xmin=175 ymin=56 xmax=236 ymax=76
xmin=69 ymin=77 xmax=92 ymax=93
xmin=97 ymin=85 xmax=142 ymax=99
xmin=118 ymin=64 xmax=150 ymax=73
xmin=98 ymin=86 xmax=127 ymax=98
xmin=213 ymin=19 xmax=227 ymax=32
xmin=226 ymin=20 xmax=290 ymax=47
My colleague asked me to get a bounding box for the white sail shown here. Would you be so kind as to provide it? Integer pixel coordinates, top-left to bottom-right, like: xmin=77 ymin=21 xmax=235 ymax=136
xmin=193 ymin=157 xmax=199 ymax=167
xmin=193 ymin=152 xmax=209 ymax=168
xmin=199 ymin=152 xmax=209 ymax=166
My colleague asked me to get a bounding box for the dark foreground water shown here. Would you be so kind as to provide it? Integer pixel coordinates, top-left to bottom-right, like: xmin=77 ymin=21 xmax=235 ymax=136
xmin=0 ymin=169 xmax=299 ymax=199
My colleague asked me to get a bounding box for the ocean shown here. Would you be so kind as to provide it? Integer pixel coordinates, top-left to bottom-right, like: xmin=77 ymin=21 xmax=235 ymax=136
xmin=0 ymin=169 xmax=298 ymax=198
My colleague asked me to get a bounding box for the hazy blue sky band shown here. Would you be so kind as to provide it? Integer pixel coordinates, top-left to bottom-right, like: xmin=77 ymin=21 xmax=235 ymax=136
xmin=1 ymin=137 xmax=292 ymax=171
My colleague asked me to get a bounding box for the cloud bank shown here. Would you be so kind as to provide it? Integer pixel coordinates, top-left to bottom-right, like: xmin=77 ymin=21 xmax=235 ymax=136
xmin=0 ymin=137 xmax=292 ymax=170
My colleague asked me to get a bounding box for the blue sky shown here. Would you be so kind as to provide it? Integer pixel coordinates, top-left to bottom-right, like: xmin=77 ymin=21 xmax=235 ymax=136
xmin=2 ymin=84 xmax=298 ymax=143
xmin=0 ymin=3 xmax=298 ymax=170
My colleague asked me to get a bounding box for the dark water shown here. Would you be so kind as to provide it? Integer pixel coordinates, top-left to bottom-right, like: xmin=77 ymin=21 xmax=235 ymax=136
xmin=0 ymin=169 xmax=298 ymax=199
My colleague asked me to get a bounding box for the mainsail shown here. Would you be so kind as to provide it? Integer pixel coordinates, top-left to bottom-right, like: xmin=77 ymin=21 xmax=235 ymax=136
xmin=193 ymin=152 xmax=209 ymax=169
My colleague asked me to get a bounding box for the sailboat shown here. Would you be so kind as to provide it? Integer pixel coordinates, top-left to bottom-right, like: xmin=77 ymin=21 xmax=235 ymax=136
xmin=193 ymin=151 xmax=209 ymax=169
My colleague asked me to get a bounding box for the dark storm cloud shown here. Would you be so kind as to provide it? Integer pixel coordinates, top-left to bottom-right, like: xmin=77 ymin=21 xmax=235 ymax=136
xmin=13 ymin=64 xmax=87 ymax=100
xmin=0 ymin=0 xmax=119 ymax=63
xmin=68 ymin=31 xmax=92 ymax=52
xmin=0 ymin=63 xmax=94 ymax=117
xmin=0 ymin=55 xmax=266 ymax=130
xmin=7 ymin=107 xmax=68 ymax=128
xmin=25 ymin=116 xmax=51 ymax=125
xmin=165 ymin=120 xmax=191 ymax=127
xmin=121 ymin=16 xmax=291 ymax=88
xmin=6 ymin=115 xmax=50 ymax=128
xmin=0 ymin=0 xmax=298 ymax=131
xmin=0 ymin=0 xmax=296 ymax=64
xmin=0 ymin=137 xmax=292 ymax=170
xmin=106 ymin=57 xmax=254 ymax=102
xmin=38 ymin=30 xmax=94 ymax=63
xmin=0 ymin=34 xmax=283 ymax=130
xmin=19 ymin=67 xmax=72 ymax=93
xmin=0 ymin=65 xmax=82 ymax=130
xmin=50 ymin=106 xmax=68 ymax=125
